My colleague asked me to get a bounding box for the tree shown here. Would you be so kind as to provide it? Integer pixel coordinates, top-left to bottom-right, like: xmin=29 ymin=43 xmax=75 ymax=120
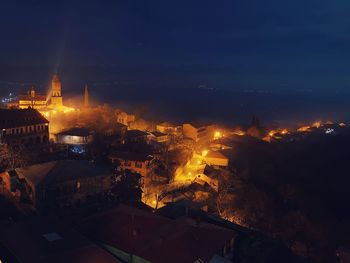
xmin=0 ymin=144 xmax=28 ymax=171
xmin=111 ymin=168 xmax=142 ymax=202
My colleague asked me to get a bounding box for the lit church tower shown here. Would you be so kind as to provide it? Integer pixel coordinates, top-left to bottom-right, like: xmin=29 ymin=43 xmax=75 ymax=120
xmin=50 ymin=74 xmax=63 ymax=107
xmin=84 ymin=84 xmax=89 ymax=108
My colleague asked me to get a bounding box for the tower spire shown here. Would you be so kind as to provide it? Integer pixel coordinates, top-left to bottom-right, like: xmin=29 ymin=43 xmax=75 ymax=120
xmin=84 ymin=84 xmax=89 ymax=108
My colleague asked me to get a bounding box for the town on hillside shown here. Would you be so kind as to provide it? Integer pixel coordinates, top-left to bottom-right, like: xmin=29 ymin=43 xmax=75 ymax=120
xmin=0 ymin=75 xmax=349 ymax=263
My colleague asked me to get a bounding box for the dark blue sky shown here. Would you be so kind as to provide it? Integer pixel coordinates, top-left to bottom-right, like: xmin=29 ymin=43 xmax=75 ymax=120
xmin=1 ymin=1 xmax=350 ymax=123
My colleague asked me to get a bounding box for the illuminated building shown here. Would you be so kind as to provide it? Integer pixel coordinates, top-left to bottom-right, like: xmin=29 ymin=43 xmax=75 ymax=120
xmin=18 ymin=87 xmax=47 ymax=109
xmin=149 ymin=131 xmax=169 ymax=143
xmin=183 ymin=122 xmax=213 ymax=142
xmin=0 ymin=108 xmax=49 ymax=145
xmin=50 ymin=74 xmax=63 ymax=107
xmin=56 ymin=127 xmax=94 ymax=154
xmin=156 ymin=122 xmax=182 ymax=135
xmin=203 ymin=151 xmax=229 ymax=167
xmin=108 ymin=151 xmax=154 ymax=177
xmin=116 ymin=111 xmax=135 ymax=126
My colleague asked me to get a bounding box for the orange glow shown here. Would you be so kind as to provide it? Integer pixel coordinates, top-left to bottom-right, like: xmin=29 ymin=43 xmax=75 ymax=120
xmin=281 ymin=129 xmax=288 ymax=135
xmin=232 ymin=129 xmax=245 ymax=136
xmin=213 ymin=131 xmax=223 ymax=140
xmin=297 ymin=125 xmax=311 ymax=132
xmin=312 ymin=121 xmax=322 ymax=128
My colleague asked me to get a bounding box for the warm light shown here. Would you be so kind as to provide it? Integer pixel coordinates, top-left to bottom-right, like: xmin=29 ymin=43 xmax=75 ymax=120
xmin=281 ymin=129 xmax=288 ymax=135
xmin=152 ymin=200 xmax=156 ymax=205
xmin=232 ymin=129 xmax=245 ymax=136
xmin=339 ymin=123 xmax=346 ymax=127
xmin=298 ymin=126 xmax=311 ymax=132
xmin=268 ymin=131 xmax=275 ymax=137
xmin=188 ymin=172 xmax=192 ymax=176
xmin=214 ymin=131 xmax=222 ymax=140
xmin=197 ymin=160 xmax=202 ymax=164
xmin=312 ymin=121 xmax=321 ymax=128
xmin=201 ymin=150 xmax=209 ymax=157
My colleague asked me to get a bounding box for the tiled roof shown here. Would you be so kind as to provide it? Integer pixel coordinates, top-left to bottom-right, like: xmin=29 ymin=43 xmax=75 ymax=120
xmin=78 ymin=204 xmax=237 ymax=263
xmin=0 ymin=109 xmax=49 ymax=129
xmin=15 ymin=160 xmax=112 ymax=186
xmin=0 ymin=217 xmax=121 ymax=263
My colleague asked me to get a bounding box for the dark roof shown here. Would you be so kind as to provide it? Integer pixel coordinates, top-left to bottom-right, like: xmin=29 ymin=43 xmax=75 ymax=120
xmin=15 ymin=160 xmax=112 ymax=186
xmin=127 ymin=129 xmax=149 ymax=138
xmin=0 ymin=109 xmax=49 ymax=129
xmin=0 ymin=217 xmax=121 ymax=263
xmin=109 ymin=151 xmax=153 ymax=162
xmin=58 ymin=127 xmax=92 ymax=137
xmin=77 ymin=204 xmax=237 ymax=263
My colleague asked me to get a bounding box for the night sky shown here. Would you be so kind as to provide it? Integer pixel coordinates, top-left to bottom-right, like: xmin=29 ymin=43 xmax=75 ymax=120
xmin=1 ymin=0 xmax=350 ymax=123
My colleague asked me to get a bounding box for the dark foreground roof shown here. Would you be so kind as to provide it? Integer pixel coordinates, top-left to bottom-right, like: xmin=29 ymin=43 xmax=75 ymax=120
xmin=78 ymin=204 xmax=237 ymax=263
xmin=0 ymin=109 xmax=48 ymax=129
xmin=58 ymin=127 xmax=92 ymax=137
xmin=15 ymin=160 xmax=112 ymax=186
xmin=0 ymin=217 xmax=121 ymax=263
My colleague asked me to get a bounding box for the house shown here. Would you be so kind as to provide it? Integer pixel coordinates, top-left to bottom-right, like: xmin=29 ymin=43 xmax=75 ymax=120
xmin=77 ymin=204 xmax=237 ymax=263
xmin=204 ymin=151 xmax=229 ymax=167
xmin=149 ymin=131 xmax=169 ymax=143
xmin=127 ymin=129 xmax=150 ymax=144
xmin=56 ymin=127 xmax=94 ymax=145
xmin=13 ymin=160 xmax=113 ymax=208
xmin=183 ymin=122 xmax=213 ymax=142
xmin=116 ymin=111 xmax=135 ymax=126
xmin=156 ymin=122 xmax=182 ymax=135
xmin=56 ymin=127 xmax=94 ymax=154
xmin=0 ymin=217 xmax=121 ymax=263
xmin=18 ymin=87 xmax=47 ymax=109
xmin=109 ymin=151 xmax=154 ymax=177
xmin=0 ymin=108 xmax=49 ymax=145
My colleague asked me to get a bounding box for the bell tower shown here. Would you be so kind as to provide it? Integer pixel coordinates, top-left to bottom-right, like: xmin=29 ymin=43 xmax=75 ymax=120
xmin=51 ymin=74 xmax=63 ymax=106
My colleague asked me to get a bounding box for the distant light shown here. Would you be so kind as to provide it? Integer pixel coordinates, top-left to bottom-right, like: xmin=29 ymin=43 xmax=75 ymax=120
xmin=325 ymin=128 xmax=334 ymax=134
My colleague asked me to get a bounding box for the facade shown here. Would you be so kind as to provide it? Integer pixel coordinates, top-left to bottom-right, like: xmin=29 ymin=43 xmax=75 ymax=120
xmin=56 ymin=127 xmax=94 ymax=145
xmin=203 ymin=151 xmax=229 ymax=167
xmin=149 ymin=131 xmax=169 ymax=143
xmin=116 ymin=111 xmax=135 ymax=126
xmin=77 ymin=204 xmax=237 ymax=263
xmin=18 ymin=87 xmax=47 ymax=109
xmin=0 ymin=109 xmax=49 ymax=145
xmin=50 ymin=74 xmax=63 ymax=107
xmin=183 ymin=122 xmax=213 ymax=142
xmin=156 ymin=122 xmax=182 ymax=135
xmin=109 ymin=151 xmax=154 ymax=177
xmin=13 ymin=160 xmax=113 ymax=208
xmin=126 ymin=129 xmax=150 ymax=144
xmin=0 ymin=217 xmax=121 ymax=263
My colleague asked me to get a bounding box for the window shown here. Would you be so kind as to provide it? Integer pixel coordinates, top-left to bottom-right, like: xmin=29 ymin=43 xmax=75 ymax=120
xmin=135 ymin=162 xmax=143 ymax=168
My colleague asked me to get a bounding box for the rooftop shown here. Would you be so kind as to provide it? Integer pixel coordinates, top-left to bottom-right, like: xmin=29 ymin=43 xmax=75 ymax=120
xmin=127 ymin=129 xmax=149 ymax=138
xmin=58 ymin=127 xmax=92 ymax=137
xmin=15 ymin=160 xmax=112 ymax=186
xmin=0 ymin=217 xmax=121 ymax=263
xmin=109 ymin=151 xmax=154 ymax=162
xmin=0 ymin=109 xmax=49 ymax=129
xmin=78 ymin=204 xmax=237 ymax=263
